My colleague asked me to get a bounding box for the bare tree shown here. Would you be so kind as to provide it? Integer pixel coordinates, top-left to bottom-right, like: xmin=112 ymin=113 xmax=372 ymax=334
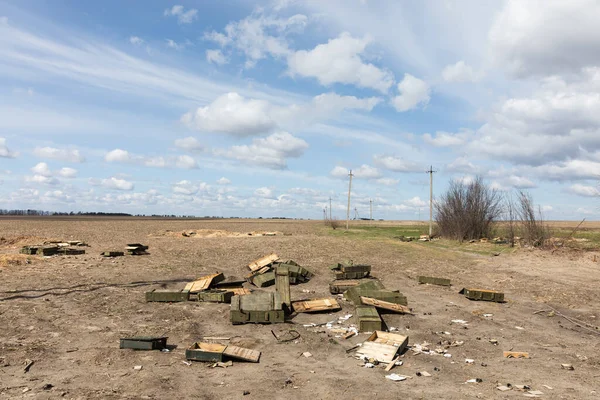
xmin=515 ymin=190 xmax=550 ymax=247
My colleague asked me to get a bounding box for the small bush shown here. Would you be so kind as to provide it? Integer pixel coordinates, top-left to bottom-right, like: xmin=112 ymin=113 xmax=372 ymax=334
xmin=325 ymin=218 xmax=342 ymax=230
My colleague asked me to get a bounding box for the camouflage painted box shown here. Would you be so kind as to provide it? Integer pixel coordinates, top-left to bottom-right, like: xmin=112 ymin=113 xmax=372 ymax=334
xmin=120 ymin=336 xmax=168 ymax=350
xmin=460 ymin=288 xmax=505 ymax=302
xmin=418 ymin=276 xmax=451 ymax=286
xmin=185 ymin=342 xmax=226 ymax=362
xmin=197 ymin=289 xmax=233 ymax=303
xmin=329 ymin=279 xmax=362 ymax=294
xmin=145 ymin=289 xmax=190 ymax=302
xmin=355 ymin=306 xmax=383 ymax=332
xmin=230 ymin=292 xmax=285 ymax=325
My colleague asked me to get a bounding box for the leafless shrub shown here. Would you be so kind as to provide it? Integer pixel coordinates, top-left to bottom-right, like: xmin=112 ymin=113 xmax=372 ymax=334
xmin=325 ymin=218 xmax=342 ymax=230
xmin=435 ymin=176 xmax=503 ymax=242
xmin=515 ymin=190 xmax=551 ymax=247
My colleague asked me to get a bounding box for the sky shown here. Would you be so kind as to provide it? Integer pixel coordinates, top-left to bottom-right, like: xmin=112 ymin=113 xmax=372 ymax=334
xmin=0 ymin=0 xmax=599 ymax=219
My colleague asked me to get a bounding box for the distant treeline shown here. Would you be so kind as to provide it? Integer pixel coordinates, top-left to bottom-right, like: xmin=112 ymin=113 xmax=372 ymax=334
xmin=0 ymin=209 xmax=304 ymax=219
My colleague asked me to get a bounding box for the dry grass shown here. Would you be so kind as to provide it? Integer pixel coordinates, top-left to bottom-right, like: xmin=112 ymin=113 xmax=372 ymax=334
xmin=0 ymin=254 xmax=32 ymax=268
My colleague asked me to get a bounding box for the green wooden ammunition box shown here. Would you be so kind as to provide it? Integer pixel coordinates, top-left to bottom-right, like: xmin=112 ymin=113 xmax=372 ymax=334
xmin=356 ymin=306 xmax=382 ymax=332
xmin=20 ymin=246 xmax=40 ymax=255
xmin=37 ymin=246 xmax=59 ymax=256
xmin=59 ymin=248 xmax=86 ymax=255
xmin=185 ymin=342 xmax=226 ymax=362
xmin=145 ymin=289 xmax=190 ymax=302
xmin=347 ymin=290 xmax=407 ymax=306
xmin=251 ymin=271 xmax=275 ymax=287
xmin=329 ymin=279 xmax=362 ymax=294
xmin=460 ymin=288 xmax=505 ymax=302
xmin=334 ymin=270 xmax=370 ymax=280
xmin=418 ymin=276 xmax=451 ymax=286
xmin=197 ymin=289 xmax=233 ymax=303
xmin=101 ymin=251 xmax=125 ymax=257
xmin=343 ymin=280 xmax=385 ymax=303
xmin=120 ymin=336 xmax=167 ymax=350
xmin=340 ymin=264 xmax=371 ymax=274
xmin=230 ymin=292 xmax=285 ymax=324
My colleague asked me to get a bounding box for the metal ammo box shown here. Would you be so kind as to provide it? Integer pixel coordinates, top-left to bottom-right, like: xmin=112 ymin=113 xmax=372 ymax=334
xmin=120 ymin=336 xmax=168 ymax=350
xmin=355 ymin=306 xmax=383 ymax=332
xmin=145 ymin=289 xmax=190 ymax=302
xmin=230 ymin=292 xmax=285 ymax=324
xmin=185 ymin=342 xmax=226 ymax=362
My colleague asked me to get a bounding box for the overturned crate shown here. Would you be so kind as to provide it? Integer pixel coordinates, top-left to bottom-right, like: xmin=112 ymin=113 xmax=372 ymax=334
xmin=146 ymin=289 xmax=190 ymax=302
xmin=418 ymin=276 xmax=451 ymax=286
xmin=186 ymin=342 xmax=227 ymax=362
xmin=230 ymin=292 xmax=285 ymax=325
xmin=185 ymin=273 xmax=225 ymax=293
xmin=197 ymin=289 xmax=233 ymax=303
xmin=355 ymin=331 xmax=409 ymax=363
xmin=120 ymin=336 xmax=168 ymax=350
xmin=292 ymin=298 xmax=341 ymax=313
xmin=460 ymin=288 xmax=505 ymax=303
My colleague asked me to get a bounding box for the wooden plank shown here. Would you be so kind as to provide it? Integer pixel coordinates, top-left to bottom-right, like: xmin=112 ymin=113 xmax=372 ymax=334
xmin=184 ymin=272 xmax=224 ymax=293
xmin=248 ymin=253 xmax=279 ymax=272
xmin=223 ymin=345 xmax=261 ymax=363
xmin=292 ymin=298 xmax=341 ymax=313
xmin=275 ymin=265 xmax=291 ymax=308
xmin=227 ymin=288 xmax=252 ymax=296
xmin=360 ymin=296 xmax=412 ymax=314
xmin=385 ymin=356 xmax=401 ymax=371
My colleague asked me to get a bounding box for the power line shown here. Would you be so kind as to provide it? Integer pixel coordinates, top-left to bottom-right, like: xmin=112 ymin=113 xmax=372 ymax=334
xmin=346 ymin=170 xmax=353 ymax=230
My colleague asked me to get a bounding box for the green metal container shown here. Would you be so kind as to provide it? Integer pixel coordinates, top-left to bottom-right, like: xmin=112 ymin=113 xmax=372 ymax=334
xmin=145 ymin=289 xmax=190 ymax=302
xmin=185 ymin=342 xmax=226 ymax=362
xmin=460 ymin=288 xmax=505 ymax=302
xmin=340 ymin=264 xmax=371 ymax=274
xmin=230 ymin=292 xmax=285 ymax=325
xmin=355 ymin=306 xmax=382 ymax=332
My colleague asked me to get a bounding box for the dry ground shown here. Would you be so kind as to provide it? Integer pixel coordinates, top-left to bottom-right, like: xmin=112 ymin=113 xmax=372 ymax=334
xmin=0 ymin=217 xmax=599 ymax=400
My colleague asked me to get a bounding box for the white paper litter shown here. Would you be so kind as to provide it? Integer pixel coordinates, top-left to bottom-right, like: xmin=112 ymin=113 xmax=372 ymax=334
xmin=385 ymin=374 xmax=407 ymax=381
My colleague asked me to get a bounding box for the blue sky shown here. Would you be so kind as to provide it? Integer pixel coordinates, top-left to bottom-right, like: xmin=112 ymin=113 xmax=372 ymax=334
xmin=0 ymin=0 xmax=599 ymax=219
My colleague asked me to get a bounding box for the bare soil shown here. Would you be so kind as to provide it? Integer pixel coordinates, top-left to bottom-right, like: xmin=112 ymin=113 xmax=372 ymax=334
xmin=0 ymin=217 xmax=599 ymax=399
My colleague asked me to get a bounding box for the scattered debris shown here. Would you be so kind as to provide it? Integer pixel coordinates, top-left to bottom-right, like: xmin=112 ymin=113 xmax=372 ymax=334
xmin=120 ymin=337 xmax=168 ymax=350
xmin=23 ymin=359 xmax=34 ymax=373
xmin=465 ymin=378 xmax=483 ymax=383
xmin=385 ymin=374 xmax=407 ymax=381
xmin=561 ymin=363 xmax=574 ymax=370
xmin=451 ymin=319 xmax=468 ymax=325
xmin=465 ymin=358 xmax=474 ymax=364
xmin=417 ymin=371 xmax=431 ymax=377
xmin=271 ymin=329 xmax=301 ymax=343
xmin=497 ymin=385 xmax=512 ymax=391
xmin=133 ymin=365 xmax=143 ymax=371
xmin=503 ymin=351 xmax=530 ymax=359
xmin=418 ymin=276 xmax=451 ymax=286
xmin=42 ymin=383 xmax=53 ymax=390
xmin=126 ymin=243 xmax=149 ymax=255
xmin=302 ymin=352 xmax=312 ymax=358
xmin=211 ymin=361 xmax=233 ymax=368
xmin=459 ymin=288 xmax=505 ymax=302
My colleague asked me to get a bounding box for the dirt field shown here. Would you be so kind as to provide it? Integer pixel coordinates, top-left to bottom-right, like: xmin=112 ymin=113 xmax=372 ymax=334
xmin=1 ymin=218 xmax=599 ymax=399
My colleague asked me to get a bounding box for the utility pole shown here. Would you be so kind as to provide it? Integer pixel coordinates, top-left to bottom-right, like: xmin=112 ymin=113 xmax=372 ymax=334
xmin=426 ymin=166 xmax=437 ymax=237
xmin=370 ymin=199 xmax=373 ymax=225
xmin=329 ymin=197 xmax=332 ymax=221
xmin=323 ymin=208 xmax=327 ymax=221
xmin=346 ymin=170 xmax=353 ymax=230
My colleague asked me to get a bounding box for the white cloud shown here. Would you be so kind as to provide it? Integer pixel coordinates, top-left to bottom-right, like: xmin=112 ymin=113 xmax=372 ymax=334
xmin=446 ymin=157 xmax=480 ymax=174
xmin=175 ymin=155 xmax=198 ymax=169
xmin=404 ymin=196 xmax=427 ymax=208
xmin=353 ymin=164 xmax=382 ymax=179
xmin=25 ymin=174 xmax=59 ymax=185
xmin=287 ymin=32 xmax=394 ymax=93
xmin=172 ymin=180 xmax=199 ymax=195
xmin=101 ymin=177 xmax=134 ymax=191
xmin=374 ymin=155 xmax=422 ymax=173
xmin=391 ymin=73 xmax=430 ymax=111
xmin=330 ymin=166 xmax=350 ymax=179
xmin=569 ymin=184 xmax=600 ymax=197
xmin=489 ymin=0 xmax=600 ymax=77
xmin=506 ymin=175 xmax=537 ymax=189
xmin=181 ymin=92 xmax=275 ymax=136
xmin=0 ymin=16 xmax=7 ymax=25
xmin=206 ymin=49 xmax=228 ymax=65
xmin=218 ymin=131 xmax=308 ymax=169
xmin=0 ymin=138 xmax=16 ymax=158
xmin=129 ymin=36 xmax=144 ymax=46
xmin=31 ymin=162 xmax=52 ymax=177
xmin=442 ymin=61 xmax=478 ymax=82
xmin=58 ymin=167 xmax=77 ymax=178
xmin=254 ymin=187 xmax=273 ymax=198
xmin=105 ymin=149 xmax=131 ymax=163
xmin=423 ymin=130 xmax=469 ymax=147
xmin=205 ymin=11 xmax=307 ymax=68
xmin=174 ymin=137 xmax=203 ymax=152
xmin=164 ymin=5 xmax=198 ymax=24
xmin=217 ymin=177 xmax=231 ymax=185
xmin=33 ymin=147 xmax=84 ymax=163
xmin=375 ymin=177 xmax=399 ymax=186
